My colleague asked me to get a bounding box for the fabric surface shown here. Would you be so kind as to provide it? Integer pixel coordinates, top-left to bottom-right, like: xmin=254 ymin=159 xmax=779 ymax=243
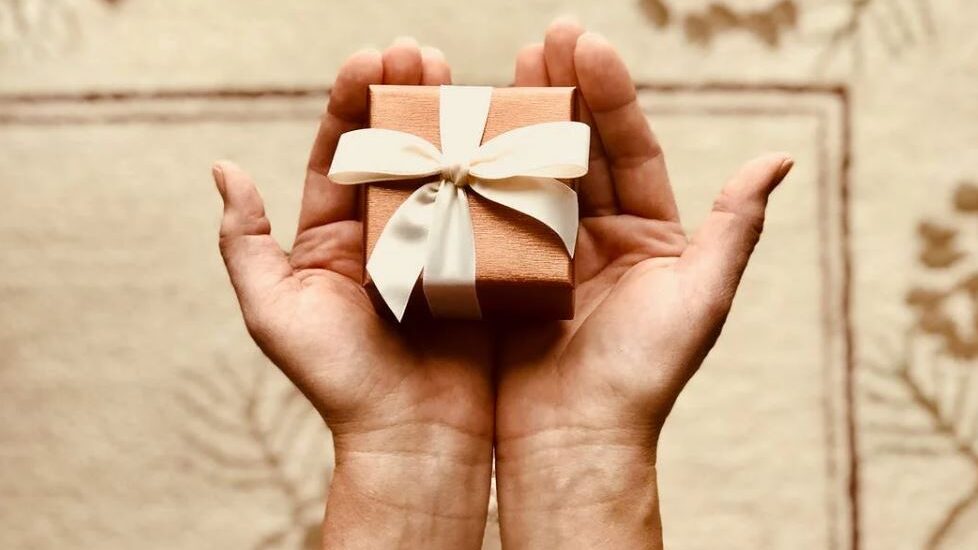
xmin=1 ymin=1 xmax=976 ymax=549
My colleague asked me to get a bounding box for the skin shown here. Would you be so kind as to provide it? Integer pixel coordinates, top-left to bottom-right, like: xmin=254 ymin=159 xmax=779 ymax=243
xmin=213 ymin=38 xmax=493 ymax=549
xmin=493 ymin=20 xmax=792 ymax=549
xmin=212 ymin=21 xmax=792 ymax=550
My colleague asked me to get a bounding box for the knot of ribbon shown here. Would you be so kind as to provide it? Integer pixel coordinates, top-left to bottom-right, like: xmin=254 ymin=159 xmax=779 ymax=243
xmin=328 ymin=85 xmax=590 ymax=321
xmin=441 ymin=161 xmax=470 ymax=187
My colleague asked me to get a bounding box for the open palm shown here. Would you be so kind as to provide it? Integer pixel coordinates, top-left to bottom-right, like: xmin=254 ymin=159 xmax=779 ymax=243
xmin=493 ymin=22 xmax=793 ymax=546
xmin=213 ymin=24 xmax=792 ymax=549
xmin=211 ymin=40 xmax=494 ymax=526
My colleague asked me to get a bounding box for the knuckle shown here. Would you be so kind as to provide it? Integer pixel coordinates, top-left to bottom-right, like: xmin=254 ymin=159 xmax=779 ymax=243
xmin=712 ymin=189 xmax=766 ymax=240
xmin=217 ymin=215 xmax=272 ymax=258
xmin=218 ymin=231 xmax=234 ymax=257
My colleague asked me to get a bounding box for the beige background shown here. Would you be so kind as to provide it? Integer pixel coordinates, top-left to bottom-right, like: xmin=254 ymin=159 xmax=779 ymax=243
xmin=2 ymin=1 xmax=977 ymax=549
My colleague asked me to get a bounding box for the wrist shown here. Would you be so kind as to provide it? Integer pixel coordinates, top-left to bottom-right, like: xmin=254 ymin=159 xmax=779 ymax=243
xmin=495 ymin=426 xmax=662 ymax=550
xmin=322 ymin=421 xmax=493 ymax=549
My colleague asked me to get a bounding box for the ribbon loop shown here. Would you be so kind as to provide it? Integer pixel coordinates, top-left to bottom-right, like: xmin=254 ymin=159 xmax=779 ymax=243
xmin=330 ymin=128 xmax=442 ymax=184
xmin=470 ymin=121 xmax=591 ymax=181
xmin=328 ymin=85 xmax=590 ymax=321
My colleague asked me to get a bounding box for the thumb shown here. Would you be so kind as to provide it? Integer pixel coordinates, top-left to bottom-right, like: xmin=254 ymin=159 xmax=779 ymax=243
xmin=212 ymin=161 xmax=293 ymax=317
xmin=680 ymin=153 xmax=794 ymax=315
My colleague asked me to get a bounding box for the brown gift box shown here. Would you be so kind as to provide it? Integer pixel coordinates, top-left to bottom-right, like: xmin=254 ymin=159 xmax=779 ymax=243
xmin=362 ymin=85 xmax=580 ymax=320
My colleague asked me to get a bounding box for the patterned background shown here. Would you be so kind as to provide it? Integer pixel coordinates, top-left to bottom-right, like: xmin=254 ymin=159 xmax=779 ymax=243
xmin=1 ymin=1 xmax=976 ymax=549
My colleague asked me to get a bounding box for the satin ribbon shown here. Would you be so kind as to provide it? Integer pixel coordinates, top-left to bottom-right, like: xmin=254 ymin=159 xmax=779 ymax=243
xmin=328 ymin=85 xmax=589 ymax=321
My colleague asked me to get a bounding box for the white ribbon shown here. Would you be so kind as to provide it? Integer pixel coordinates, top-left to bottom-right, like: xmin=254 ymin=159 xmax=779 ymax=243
xmin=328 ymin=85 xmax=589 ymax=321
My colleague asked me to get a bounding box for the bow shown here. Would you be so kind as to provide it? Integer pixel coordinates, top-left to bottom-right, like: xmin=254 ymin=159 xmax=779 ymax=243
xmin=328 ymin=85 xmax=589 ymax=321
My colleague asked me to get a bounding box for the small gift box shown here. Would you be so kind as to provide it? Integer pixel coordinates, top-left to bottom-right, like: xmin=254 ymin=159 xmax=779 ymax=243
xmin=329 ymin=85 xmax=590 ymax=321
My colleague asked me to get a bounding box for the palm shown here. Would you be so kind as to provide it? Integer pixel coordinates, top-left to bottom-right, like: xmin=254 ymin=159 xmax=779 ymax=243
xmin=213 ymin=43 xmax=492 ymax=444
xmin=495 ymin=25 xmax=791 ymax=449
xmin=497 ymin=215 xmax=692 ymax=443
xmin=267 ymin=231 xmax=491 ymax=432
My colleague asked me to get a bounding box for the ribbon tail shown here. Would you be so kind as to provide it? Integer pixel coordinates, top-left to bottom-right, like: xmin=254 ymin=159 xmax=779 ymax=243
xmin=422 ymin=182 xmax=482 ymax=319
xmin=366 ymin=183 xmax=439 ymax=321
xmin=469 ymin=177 xmax=579 ymax=255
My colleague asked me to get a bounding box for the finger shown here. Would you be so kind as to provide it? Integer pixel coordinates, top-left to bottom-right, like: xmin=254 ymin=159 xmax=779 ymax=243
xmin=420 ymin=46 xmax=452 ymax=85
xmin=299 ymin=49 xmax=383 ymax=231
xmin=514 ymin=38 xmax=613 ymax=216
xmin=680 ymin=154 xmax=794 ymax=312
xmin=513 ymin=43 xmax=549 ymax=86
xmin=213 ymin=161 xmax=294 ymax=312
xmin=543 ymin=19 xmax=618 ymax=217
xmin=575 ymin=32 xmax=678 ymax=221
xmin=543 ymin=16 xmax=584 ymax=86
xmin=382 ymin=36 xmax=423 ymax=84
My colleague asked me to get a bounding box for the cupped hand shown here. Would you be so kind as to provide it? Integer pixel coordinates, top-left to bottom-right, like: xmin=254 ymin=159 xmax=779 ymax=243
xmin=212 ymin=38 xmax=492 ymax=549
xmin=493 ymin=21 xmax=793 ymax=549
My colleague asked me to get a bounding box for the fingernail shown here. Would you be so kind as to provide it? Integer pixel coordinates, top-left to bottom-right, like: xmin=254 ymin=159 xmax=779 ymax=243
xmin=580 ymin=31 xmax=609 ymax=45
xmin=551 ymin=14 xmax=581 ymax=27
xmin=421 ymin=45 xmax=445 ymax=60
xmin=353 ymin=47 xmax=382 ymax=58
xmin=777 ymin=157 xmax=795 ymax=181
xmin=211 ymin=163 xmax=227 ymax=200
xmin=391 ymin=36 xmax=419 ymax=48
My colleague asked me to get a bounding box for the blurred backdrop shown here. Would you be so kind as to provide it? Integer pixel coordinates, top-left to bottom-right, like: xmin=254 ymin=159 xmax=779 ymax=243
xmin=1 ymin=1 xmax=977 ymax=549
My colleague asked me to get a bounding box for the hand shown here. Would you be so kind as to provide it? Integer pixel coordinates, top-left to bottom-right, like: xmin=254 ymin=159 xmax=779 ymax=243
xmin=494 ymin=20 xmax=794 ymax=549
xmin=211 ymin=38 xmax=493 ymax=549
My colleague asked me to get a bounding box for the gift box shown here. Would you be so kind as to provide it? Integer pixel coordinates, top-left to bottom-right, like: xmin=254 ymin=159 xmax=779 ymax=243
xmin=329 ymin=85 xmax=590 ymax=321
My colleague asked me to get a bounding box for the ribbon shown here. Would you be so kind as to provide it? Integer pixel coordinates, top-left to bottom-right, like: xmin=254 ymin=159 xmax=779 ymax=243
xmin=328 ymin=85 xmax=589 ymax=321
